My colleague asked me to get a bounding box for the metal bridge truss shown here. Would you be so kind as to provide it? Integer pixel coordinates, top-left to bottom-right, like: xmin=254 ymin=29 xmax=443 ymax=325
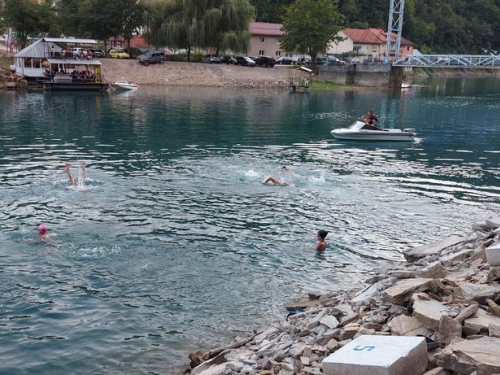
xmin=393 ymin=54 xmax=500 ymax=68
xmin=385 ymin=0 xmax=405 ymax=63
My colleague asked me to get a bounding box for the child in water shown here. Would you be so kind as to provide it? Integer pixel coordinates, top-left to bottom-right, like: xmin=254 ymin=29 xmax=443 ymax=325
xmin=65 ymin=162 xmax=86 ymax=186
xmin=316 ymin=230 xmax=328 ymax=251
xmin=36 ymin=224 xmax=57 ymax=247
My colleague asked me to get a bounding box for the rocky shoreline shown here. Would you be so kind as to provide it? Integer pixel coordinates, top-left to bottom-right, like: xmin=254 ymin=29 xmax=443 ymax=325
xmin=184 ymin=218 xmax=500 ymax=375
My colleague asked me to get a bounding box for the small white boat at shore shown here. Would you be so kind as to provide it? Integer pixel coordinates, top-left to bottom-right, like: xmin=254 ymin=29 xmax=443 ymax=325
xmin=112 ymin=79 xmax=138 ymax=91
xmin=331 ymin=121 xmax=417 ymax=142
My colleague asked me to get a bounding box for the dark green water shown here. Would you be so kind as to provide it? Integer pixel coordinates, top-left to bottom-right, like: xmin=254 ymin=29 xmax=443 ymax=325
xmin=0 ymin=77 xmax=499 ymax=374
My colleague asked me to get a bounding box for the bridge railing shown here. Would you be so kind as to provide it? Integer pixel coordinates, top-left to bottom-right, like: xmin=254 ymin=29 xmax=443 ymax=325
xmin=393 ymin=54 xmax=500 ymax=68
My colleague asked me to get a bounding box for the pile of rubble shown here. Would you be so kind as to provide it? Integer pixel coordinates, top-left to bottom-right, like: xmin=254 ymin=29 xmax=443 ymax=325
xmin=184 ymin=217 xmax=500 ymax=375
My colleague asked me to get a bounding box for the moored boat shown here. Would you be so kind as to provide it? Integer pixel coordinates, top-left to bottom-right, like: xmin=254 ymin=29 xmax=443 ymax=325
xmin=111 ymin=79 xmax=139 ymax=91
xmin=331 ymin=121 xmax=417 ymax=142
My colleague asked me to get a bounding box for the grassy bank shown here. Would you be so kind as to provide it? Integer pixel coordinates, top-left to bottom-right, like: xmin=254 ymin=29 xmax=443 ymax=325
xmin=0 ymin=57 xmax=12 ymax=71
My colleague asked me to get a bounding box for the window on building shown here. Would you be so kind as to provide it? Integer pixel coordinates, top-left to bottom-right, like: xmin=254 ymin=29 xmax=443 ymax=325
xmin=24 ymin=58 xmax=32 ymax=68
xmin=259 ymin=50 xmax=265 ymax=56
xmin=277 ymin=38 xmax=282 ymax=44
xmin=260 ymin=37 xmax=265 ymax=43
xmin=33 ymin=58 xmax=41 ymax=69
xmin=372 ymin=47 xmax=377 ymax=52
xmin=276 ymin=51 xmax=282 ymax=57
xmin=407 ymin=46 xmax=410 ymax=51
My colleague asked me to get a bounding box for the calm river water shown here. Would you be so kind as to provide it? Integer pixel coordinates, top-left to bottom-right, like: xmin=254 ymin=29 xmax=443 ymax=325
xmin=1 ymin=77 xmax=500 ymax=374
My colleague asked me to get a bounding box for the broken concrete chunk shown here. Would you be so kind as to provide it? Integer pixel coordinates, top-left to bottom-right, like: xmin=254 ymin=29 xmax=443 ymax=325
xmin=455 ymin=282 xmax=499 ymax=304
xmin=387 ymin=315 xmax=432 ymax=337
xmin=439 ymin=336 xmax=500 ymax=374
xmin=437 ymin=315 xmax=462 ymax=345
xmin=412 ymin=296 xmax=452 ymax=331
xmin=418 ymin=262 xmax=447 ymax=279
xmin=454 ymin=304 xmax=479 ymax=323
xmin=464 ymin=308 xmax=500 ymax=334
xmin=383 ymin=278 xmax=437 ymax=305
xmin=404 ymin=236 xmax=464 ymax=262
xmin=320 ymin=315 xmax=340 ymax=329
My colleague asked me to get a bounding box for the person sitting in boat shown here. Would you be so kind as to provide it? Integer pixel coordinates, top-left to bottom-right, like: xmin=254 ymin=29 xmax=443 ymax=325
xmin=362 ymin=109 xmax=380 ymax=130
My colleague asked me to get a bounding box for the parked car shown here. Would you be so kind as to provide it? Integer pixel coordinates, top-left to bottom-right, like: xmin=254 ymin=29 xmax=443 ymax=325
xmin=235 ymin=56 xmax=256 ymax=67
xmin=326 ymin=56 xmax=347 ymax=65
xmin=137 ymin=50 xmax=165 ymax=66
xmin=315 ymin=57 xmax=328 ymax=65
xmin=71 ymin=47 xmax=88 ymax=58
xmin=219 ymin=56 xmax=237 ymax=64
xmin=201 ymin=54 xmax=221 ymax=64
xmin=109 ymin=49 xmax=130 ymax=59
xmin=254 ymin=56 xmax=276 ymax=67
xmin=277 ymin=56 xmax=294 ymax=65
xmin=90 ymin=49 xmax=105 ymax=58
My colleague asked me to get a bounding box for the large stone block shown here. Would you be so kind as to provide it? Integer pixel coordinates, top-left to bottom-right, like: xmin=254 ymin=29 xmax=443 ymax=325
xmin=322 ymin=335 xmax=427 ymax=375
xmin=486 ymin=242 xmax=500 ymax=266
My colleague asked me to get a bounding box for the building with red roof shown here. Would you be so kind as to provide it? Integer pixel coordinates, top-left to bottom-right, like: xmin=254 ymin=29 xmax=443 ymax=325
xmin=328 ymin=28 xmax=414 ymax=61
xmin=248 ymin=22 xmax=286 ymax=58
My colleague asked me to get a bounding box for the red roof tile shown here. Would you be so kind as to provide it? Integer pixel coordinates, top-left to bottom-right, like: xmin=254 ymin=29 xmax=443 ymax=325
xmin=250 ymin=22 xmax=284 ymax=37
xmin=343 ymin=28 xmax=413 ymax=46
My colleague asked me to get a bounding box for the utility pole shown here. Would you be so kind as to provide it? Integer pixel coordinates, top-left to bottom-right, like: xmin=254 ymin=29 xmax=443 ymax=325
xmin=384 ymin=0 xmax=405 ymax=63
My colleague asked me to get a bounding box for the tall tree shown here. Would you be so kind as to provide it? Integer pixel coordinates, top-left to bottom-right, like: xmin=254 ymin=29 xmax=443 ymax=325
xmin=3 ymin=0 xmax=41 ymax=48
xmin=120 ymin=0 xmax=145 ymax=54
xmin=145 ymin=0 xmax=255 ymax=60
xmin=280 ymin=0 xmax=344 ymax=69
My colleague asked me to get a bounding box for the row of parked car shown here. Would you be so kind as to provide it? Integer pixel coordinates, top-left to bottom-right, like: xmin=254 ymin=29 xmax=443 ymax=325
xmin=202 ymin=54 xmax=277 ymax=67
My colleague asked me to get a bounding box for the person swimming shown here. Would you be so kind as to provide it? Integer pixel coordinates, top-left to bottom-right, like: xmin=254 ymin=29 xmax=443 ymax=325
xmin=65 ymin=162 xmax=86 ymax=187
xmin=36 ymin=224 xmax=57 ymax=247
xmin=263 ymin=166 xmax=293 ymax=185
xmin=316 ymin=229 xmax=328 ymax=251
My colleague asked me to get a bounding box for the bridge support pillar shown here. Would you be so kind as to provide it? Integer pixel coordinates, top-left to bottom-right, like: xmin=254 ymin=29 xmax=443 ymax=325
xmin=389 ymin=66 xmax=404 ymax=88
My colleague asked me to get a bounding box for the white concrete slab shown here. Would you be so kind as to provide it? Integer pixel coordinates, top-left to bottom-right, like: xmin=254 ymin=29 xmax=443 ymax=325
xmin=322 ymin=335 xmax=427 ymax=375
xmin=486 ymin=242 xmax=500 ymax=266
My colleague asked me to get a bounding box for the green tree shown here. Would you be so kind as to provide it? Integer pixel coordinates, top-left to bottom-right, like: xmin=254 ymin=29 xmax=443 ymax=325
xmin=250 ymin=0 xmax=292 ymax=23
xmin=3 ymin=0 xmax=41 ymax=48
xmin=119 ymin=0 xmax=145 ymax=54
xmin=280 ymin=0 xmax=344 ymax=69
xmin=55 ymin=0 xmax=92 ymax=38
xmin=145 ymin=0 xmax=255 ymax=60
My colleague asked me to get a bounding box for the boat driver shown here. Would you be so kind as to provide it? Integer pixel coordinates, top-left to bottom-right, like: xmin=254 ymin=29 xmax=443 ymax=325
xmin=363 ymin=109 xmax=380 ymax=130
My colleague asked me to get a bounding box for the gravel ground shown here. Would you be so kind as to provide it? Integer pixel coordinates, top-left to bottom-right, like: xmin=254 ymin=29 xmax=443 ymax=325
xmin=101 ymin=58 xmax=310 ymax=88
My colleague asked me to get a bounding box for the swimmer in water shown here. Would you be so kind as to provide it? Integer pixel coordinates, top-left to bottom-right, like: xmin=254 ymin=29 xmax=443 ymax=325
xmin=316 ymin=229 xmax=328 ymax=251
xmin=263 ymin=166 xmax=292 ymax=185
xmin=65 ymin=162 xmax=86 ymax=186
xmin=37 ymin=224 xmax=57 ymax=246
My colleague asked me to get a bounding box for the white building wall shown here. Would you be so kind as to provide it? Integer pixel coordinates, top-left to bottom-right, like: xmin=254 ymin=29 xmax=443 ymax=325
xmin=326 ymin=31 xmax=353 ymax=55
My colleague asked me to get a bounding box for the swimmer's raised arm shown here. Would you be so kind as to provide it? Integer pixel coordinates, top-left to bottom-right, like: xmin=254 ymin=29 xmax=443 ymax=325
xmin=65 ymin=163 xmax=75 ymax=186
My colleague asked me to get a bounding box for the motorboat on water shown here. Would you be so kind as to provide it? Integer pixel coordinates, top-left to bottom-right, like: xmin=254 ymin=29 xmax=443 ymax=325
xmin=331 ymin=121 xmax=417 ymax=142
xmin=112 ymin=79 xmax=138 ymax=91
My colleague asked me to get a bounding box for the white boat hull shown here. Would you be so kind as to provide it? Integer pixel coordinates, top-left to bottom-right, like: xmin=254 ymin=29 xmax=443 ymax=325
xmin=112 ymin=80 xmax=138 ymax=91
xmin=331 ymin=121 xmax=417 ymax=142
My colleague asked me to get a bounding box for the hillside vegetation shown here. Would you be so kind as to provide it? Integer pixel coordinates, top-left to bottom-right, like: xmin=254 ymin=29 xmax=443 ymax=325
xmin=250 ymin=0 xmax=500 ymax=54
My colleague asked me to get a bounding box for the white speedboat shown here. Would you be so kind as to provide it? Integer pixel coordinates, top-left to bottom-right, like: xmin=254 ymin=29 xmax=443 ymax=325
xmin=112 ymin=79 xmax=138 ymax=91
xmin=331 ymin=121 xmax=417 ymax=142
